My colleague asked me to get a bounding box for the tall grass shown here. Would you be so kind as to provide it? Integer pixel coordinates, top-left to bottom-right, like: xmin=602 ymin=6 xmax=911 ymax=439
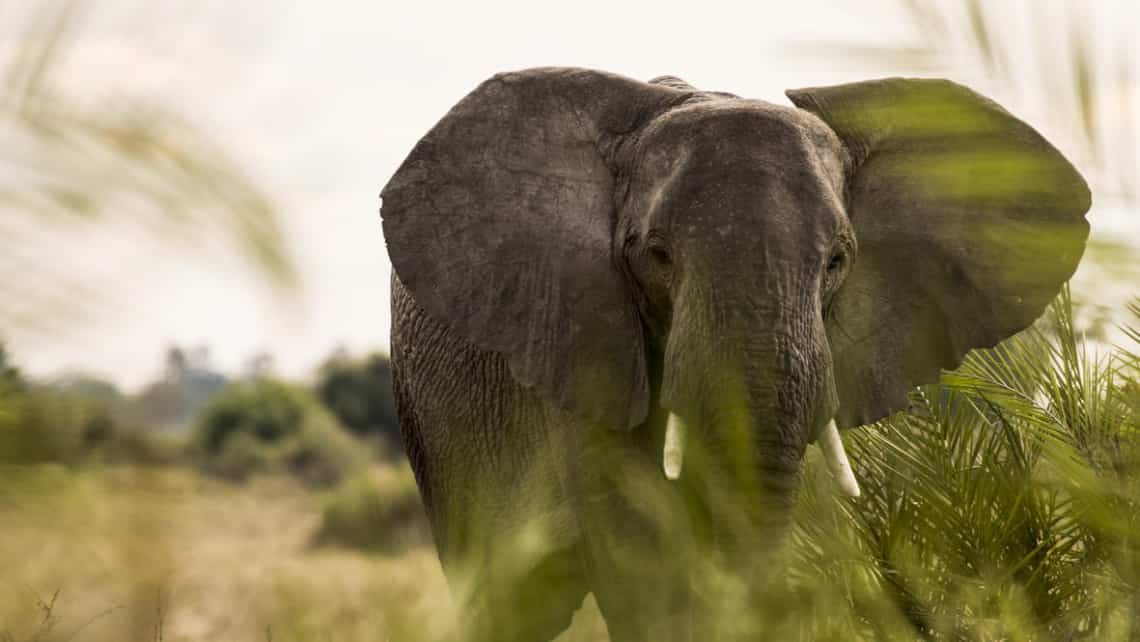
xmin=0 ymin=1 xmax=296 ymax=335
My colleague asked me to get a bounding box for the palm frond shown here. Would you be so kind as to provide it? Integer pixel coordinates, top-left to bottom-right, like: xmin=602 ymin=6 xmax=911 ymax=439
xmin=790 ymin=286 xmax=1140 ymax=639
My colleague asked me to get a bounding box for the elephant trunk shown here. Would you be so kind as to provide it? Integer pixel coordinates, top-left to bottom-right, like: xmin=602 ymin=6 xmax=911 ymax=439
xmin=658 ymin=277 xmax=856 ymax=562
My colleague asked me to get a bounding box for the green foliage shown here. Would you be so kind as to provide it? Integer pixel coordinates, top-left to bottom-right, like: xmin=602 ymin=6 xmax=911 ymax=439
xmin=315 ymin=352 xmax=401 ymax=455
xmin=191 ymin=378 xmax=364 ymax=487
xmin=784 ymin=288 xmax=1140 ymax=640
xmin=0 ymin=345 xmax=19 ymax=383
xmin=0 ymin=349 xmax=176 ymax=466
xmin=313 ymin=464 xmax=428 ymax=552
xmin=2 ymin=294 xmax=1136 ymax=640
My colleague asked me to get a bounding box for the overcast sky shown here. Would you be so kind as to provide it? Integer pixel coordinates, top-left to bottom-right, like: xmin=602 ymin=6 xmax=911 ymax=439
xmin=8 ymin=0 xmax=1138 ymax=389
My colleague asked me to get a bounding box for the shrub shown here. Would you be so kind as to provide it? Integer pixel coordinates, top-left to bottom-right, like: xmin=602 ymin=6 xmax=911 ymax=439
xmin=0 ymin=382 xmax=64 ymax=464
xmin=0 ymin=379 xmax=172 ymax=466
xmin=313 ymin=463 xmax=429 ymax=551
xmin=192 ymin=379 xmax=364 ymax=487
xmin=315 ymin=352 xmax=401 ymax=456
xmin=781 ymin=289 xmax=1140 ymax=640
xmin=0 ymin=350 xmax=183 ymax=467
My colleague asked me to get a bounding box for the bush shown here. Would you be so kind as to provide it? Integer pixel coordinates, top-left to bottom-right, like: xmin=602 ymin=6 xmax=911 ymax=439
xmin=0 ymin=384 xmax=64 ymax=464
xmin=192 ymin=379 xmax=364 ymax=487
xmin=0 ymin=353 xmax=185 ymax=467
xmin=780 ymin=290 xmax=1140 ymax=641
xmin=313 ymin=463 xmax=429 ymax=551
xmin=315 ymin=352 xmax=401 ymax=456
xmin=0 ymin=373 xmax=173 ymax=466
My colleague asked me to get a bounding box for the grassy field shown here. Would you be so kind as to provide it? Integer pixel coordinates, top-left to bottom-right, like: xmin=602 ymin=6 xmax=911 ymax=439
xmin=1 ymin=295 xmax=1137 ymax=641
xmin=0 ymin=464 xmax=609 ymax=642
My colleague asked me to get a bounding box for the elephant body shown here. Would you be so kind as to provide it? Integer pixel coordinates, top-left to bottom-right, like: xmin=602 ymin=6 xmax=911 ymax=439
xmin=382 ymin=68 xmax=1090 ymax=641
xmin=392 ymin=273 xmax=696 ymax=641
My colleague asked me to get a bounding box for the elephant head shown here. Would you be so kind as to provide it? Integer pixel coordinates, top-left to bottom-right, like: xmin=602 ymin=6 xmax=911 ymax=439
xmin=381 ymin=67 xmax=1089 ymax=525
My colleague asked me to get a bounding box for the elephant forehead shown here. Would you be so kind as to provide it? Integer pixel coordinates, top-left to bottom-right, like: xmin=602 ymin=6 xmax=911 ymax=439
xmin=643 ymin=100 xmax=841 ymax=163
xmin=630 ymin=104 xmax=845 ymax=239
xmin=636 ymin=100 xmax=847 ymax=210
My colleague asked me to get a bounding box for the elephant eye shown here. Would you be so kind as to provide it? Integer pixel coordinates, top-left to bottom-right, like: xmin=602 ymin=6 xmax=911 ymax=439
xmin=827 ymin=252 xmax=845 ymax=273
xmin=648 ymin=244 xmax=672 ymax=268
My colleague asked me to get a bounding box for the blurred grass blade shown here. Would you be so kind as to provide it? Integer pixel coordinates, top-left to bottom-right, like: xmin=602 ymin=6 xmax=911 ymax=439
xmin=1070 ymin=9 xmax=1098 ymax=155
xmin=0 ymin=2 xmax=297 ymax=334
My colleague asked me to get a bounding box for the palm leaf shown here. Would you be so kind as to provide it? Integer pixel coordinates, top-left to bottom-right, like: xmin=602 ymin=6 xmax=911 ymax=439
xmin=789 ymin=286 xmax=1139 ymax=639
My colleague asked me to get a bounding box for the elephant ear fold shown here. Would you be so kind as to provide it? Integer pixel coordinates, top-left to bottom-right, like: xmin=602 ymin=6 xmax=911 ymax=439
xmin=382 ymin=68 xmax=689 ymax=430
xmin=787 ymin=78 xmax=1091 ymax=429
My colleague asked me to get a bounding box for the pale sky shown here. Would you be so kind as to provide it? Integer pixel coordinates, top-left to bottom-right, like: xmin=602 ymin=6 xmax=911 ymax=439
xmin=8 ymin=0 xmax=1139 ymax=389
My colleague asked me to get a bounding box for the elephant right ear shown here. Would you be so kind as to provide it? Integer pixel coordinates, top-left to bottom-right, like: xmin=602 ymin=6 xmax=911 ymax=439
xmin=788 ymin=78 xmax=1091 ymax=430
xmin=381 ymin=68 xmax=688 ymax=430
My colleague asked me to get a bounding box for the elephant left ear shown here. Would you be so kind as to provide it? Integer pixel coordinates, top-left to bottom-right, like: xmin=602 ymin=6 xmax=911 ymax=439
xmin=787 ymin=78 xmax=1091 ymax=429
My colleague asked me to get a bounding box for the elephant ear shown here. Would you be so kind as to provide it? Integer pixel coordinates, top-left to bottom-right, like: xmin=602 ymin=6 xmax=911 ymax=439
xmin=381 ymin=68 xmax=688 ymax=430
xmin=787 ymin=78 xmax=1091 ymax=429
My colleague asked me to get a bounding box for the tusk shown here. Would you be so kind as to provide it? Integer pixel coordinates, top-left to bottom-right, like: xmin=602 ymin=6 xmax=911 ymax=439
xmin=663 ymin=412 xmax=685 ymax=480
xmin=818 ymin=419 xmax=860 ymax=497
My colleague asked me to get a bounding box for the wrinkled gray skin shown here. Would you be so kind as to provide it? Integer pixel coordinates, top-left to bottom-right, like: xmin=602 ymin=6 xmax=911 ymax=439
xmin=381 ymin=68 xmax=1090 ymax=641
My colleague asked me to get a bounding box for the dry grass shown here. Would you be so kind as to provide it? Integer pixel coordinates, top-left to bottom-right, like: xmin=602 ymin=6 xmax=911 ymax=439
xmin=0 ymin=465 xmax=532 ymax=642
xmin=0 ymin=292 xmax=1135 ymax=640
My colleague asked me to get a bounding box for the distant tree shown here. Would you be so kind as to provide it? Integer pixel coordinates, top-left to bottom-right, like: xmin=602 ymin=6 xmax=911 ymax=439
xmin=165 ymin=347 xmax=189 ymax=382
xmin=0 ymin=348 xmax=151 ymax=464
xmin=0 ymin=343 xmax=21 ymax=389
xmin=48 ymin=372 xmax=127 ymax=446
xmin=192 ymin=378 xmax=363 ymax=487
xmin=132 ymin=344 xmax=229 ymax=432
xmin=0 ymin=343 xmax=26 ymax=452
xmin=315 ymin=352 xmax=401 ymax=456
xmin=50 ymin=372 xmax=123 ymax=405
xmin=242 ymin=351 xmax=276 ymax=380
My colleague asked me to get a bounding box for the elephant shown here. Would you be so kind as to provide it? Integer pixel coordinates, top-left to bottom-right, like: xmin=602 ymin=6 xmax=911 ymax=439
xmin=379 ymin=67 xmax=1090 ymax=641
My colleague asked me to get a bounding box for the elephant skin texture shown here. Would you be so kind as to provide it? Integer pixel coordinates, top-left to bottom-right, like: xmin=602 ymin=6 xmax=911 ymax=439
xmin=380 ymin=67 xmax=1091 ymax=641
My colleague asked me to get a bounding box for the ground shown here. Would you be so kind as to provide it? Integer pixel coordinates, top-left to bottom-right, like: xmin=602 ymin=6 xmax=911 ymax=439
xmin=0 ymin=465 xmax=609 ymax=642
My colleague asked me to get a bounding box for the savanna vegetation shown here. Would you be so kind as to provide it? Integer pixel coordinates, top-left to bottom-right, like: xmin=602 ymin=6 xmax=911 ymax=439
xmin=1 ymin=292 xmax=1136 ymax=641
xmin=2 ymin=0 xmax=1138 ymax=641
xmin=0 ymin=344 xmax=434 ymax=642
